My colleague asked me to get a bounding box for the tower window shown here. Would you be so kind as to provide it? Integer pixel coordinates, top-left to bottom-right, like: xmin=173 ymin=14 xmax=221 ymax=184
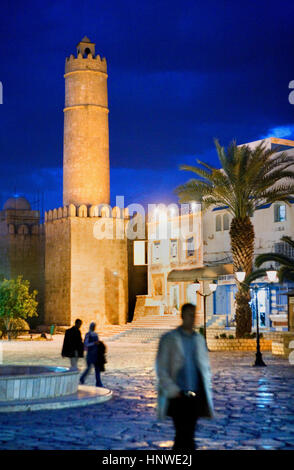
xmin=84 ymin=47 xmax=91 ymax=57
xmin=274 ymin=203 xmax=286 ymax=222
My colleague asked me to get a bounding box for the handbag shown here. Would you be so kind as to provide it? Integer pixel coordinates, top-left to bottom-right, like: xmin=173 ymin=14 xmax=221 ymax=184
xmin=97 ymin=340 xmax=107 ymax=371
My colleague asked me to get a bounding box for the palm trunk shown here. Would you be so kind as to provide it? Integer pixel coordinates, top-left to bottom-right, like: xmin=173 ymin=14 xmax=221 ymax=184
xmin=229 ymin=216 xmax=255 ymax=338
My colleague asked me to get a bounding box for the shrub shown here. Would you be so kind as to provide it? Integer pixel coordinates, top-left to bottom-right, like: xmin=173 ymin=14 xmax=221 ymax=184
xmin=0 ymin=276 xmax=38 ymax=339
xmin=199 ymin=327 xmax=204 ymax=336
xmin=214 ymin=335 xmax=219 ymax=339
xmin=220 ymin=333 xmax=227 ymax=339
xmin=0 ymin=317 xmax=30 ymax=339
xmin=228 ymin=335 xmax=234 ymax=339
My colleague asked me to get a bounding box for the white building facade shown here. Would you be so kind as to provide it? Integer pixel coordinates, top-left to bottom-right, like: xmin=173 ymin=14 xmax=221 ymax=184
xmin=139 ymin=137 xmax=294 ymax=332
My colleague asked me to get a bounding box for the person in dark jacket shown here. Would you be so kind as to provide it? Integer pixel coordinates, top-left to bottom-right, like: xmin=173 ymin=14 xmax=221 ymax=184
xmin=80 ymin=322 xmax=104 ymax=387
xmin=61 ymin=319 xmax=84 ymax=368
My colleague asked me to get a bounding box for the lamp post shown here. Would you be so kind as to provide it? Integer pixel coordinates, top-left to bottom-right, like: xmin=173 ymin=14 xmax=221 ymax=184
xmin=193 ymin=279 xmax=218 ymax=349
xmin=236 ymin=267 xmax=278 ymax=367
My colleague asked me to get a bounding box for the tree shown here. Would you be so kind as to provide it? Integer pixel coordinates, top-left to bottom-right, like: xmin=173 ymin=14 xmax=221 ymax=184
xmin=0 ymin=276 xmax=38 ymax=339
xmin=175 ymin=139 xmax=294 ymax=337
xmin=253 ymin=236 xmax=294 ymax=282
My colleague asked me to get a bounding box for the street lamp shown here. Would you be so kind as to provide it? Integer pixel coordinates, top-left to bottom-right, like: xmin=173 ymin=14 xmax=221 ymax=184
xmin=236 ymin=266 xmax=278 ymax=367
xmin=192 ymin=279 xmax=218 ymax=348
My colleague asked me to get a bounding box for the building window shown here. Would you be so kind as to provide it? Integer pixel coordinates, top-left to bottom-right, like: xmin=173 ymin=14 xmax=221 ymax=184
xmin=152 ymin=241 xmax=161 ymax=263
xmin=216 ymin=214 xmax=222 ymax=232
xmin=274 ymin=203 xmax=286 ymax=222
xmin=186 ymin=284 xmax=197 ymax=306
xmin=223 ymin=213 xmax=230 ymax=231
xmin=170 ymin=239 xmax=178 ymax=260
xmin=186 ymin=237 xmax=195 ymax=257
xmin=274 ymin=241 xmax=294 ymax=259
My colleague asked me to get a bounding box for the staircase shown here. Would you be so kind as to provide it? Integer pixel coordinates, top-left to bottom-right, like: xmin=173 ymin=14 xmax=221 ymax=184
xmin=206 ymin=315 xmax=228 ymax=328
xmin=54 ymin=314 xmax=182 ymax=344
xmin=102 ymin=314 xmax=182 ymax=343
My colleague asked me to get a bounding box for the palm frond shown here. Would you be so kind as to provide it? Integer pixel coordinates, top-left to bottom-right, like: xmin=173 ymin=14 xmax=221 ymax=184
xmin=255 ymin=252 xmax=294 ymax=268
xmin=281 ymin=236 xmax=294 ymax=249
xmin=278 ymin=266 xmax=294 ymax=283
xmin=245 ymin=269 xmax=267 ymax=285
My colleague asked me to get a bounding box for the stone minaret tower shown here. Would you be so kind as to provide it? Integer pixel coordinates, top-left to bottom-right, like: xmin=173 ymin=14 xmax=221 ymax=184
xmin=63 ymin=37 xmax=110 ymax=206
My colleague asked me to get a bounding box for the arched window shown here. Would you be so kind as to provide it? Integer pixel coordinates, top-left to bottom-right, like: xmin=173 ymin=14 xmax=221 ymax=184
xmin=274 ymin=203 xmax=286 ymax=222
xmin=84 ymin=47 xmax=91 ymax=57
xmin=215 ymin=214 xmax=222 ymax=232
xmin=223 ymin=213 xmax=230 ymax=231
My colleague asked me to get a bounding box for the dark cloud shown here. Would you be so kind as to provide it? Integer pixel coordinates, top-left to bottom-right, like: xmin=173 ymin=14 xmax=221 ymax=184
xmin=0 ymin=0 xmax=293 ymax=208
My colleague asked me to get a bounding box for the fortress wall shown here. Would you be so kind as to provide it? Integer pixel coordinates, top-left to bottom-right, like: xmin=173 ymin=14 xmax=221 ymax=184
xmin=44 ymin=218 xmax=71 ymax=326
xmin=70 ymin=217 xmax=129 ymax=329
xmin=44 ymin=204 xmax=131 ymax=328
xmin=0 ymin=221 xmax=45 ymax=323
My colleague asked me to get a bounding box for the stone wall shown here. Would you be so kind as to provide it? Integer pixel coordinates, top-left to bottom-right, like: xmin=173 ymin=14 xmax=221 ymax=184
xmin=70 ymin=216 xmax=129 ymax=329
xmin=45 ymin=218 xmax=71 ymax=326
xmin=208 ymin=338 xmax=272 ymax=351
xmin=44 ymin=205 xmax=142 ymax=329
xmin=272 ymin=332 xmax=294 ymax=357
xmin=206 ymin=327 xmax=288 ymax=341
xmin=0 ymin=220 xmax=45 ymax=323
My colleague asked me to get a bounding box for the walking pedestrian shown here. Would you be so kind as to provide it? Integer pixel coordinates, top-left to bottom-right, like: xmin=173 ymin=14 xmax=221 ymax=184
xmin=155 ymin=303 xmax=214 ymax=451
xmin=80 ymin=322 xmax=104 ymax=387
xmin=61 ymin=319 xmax=84 ymax=368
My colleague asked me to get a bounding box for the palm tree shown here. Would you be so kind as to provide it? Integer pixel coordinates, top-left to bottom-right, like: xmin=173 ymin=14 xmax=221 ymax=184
xmin=253 ymin=236 xmax=294 ymax=282
xmin=175 ymin=139 xmax=294 ymax=337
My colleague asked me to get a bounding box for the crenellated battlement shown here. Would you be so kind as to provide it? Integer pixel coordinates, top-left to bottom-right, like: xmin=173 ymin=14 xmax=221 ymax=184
xmin=65 ymin=52 xmax=107 ymax=75
xmin=45 ymin=204 xmax=130 ymax=222
xmin=6 ymin=223 xmax=45 ymax=236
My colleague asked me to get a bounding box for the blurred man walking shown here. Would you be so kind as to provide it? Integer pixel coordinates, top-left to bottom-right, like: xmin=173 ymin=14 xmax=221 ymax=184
xmin=155 ymin=303 xmax=214 ymax=451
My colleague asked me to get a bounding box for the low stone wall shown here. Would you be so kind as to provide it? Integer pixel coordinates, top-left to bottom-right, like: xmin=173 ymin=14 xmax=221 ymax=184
xmin=207 ymin=328 xmax=288 ymax=342
xmin=272 ymin=342 xmax=285 ymax=356
xmin=207 ymin=338 xmax=272 ymax=351
xmin=272 ymin=332 xmax=294 ymax=357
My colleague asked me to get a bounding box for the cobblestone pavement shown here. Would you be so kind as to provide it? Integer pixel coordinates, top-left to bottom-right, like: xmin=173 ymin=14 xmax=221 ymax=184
xmin=0 ymin=336 xmax=294 ymax=450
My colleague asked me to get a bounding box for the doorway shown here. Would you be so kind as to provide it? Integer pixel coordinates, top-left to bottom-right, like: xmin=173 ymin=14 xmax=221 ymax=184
xmin=251 ymin=287 xmax=270 ymax=328
xmin=169 ymin=285 xmax=180 ymax=310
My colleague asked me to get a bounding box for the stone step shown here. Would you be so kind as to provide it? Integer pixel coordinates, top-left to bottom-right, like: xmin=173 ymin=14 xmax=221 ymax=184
xmin=51 ymin=315 xmax=183 ymax=341
xmin=106 ymin=327 xmax=172 ymax=343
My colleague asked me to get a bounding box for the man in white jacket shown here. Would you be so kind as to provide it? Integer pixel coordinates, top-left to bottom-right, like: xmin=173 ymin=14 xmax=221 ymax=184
xmin=155 ymin=303 xmax=214 ymax=451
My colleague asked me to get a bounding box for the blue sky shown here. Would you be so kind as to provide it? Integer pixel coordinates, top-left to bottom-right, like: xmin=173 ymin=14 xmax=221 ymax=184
xmin=0 ymin=0 xmax=293 ymax=212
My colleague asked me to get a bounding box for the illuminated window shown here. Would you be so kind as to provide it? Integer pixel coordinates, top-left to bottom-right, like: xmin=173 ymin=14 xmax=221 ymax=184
xmin=274 ymin=203 xmax=286 ymax=222
xmin=133 ymin=241 xmax=146 ymax=266
xmin=216 ymin=214 xmax=222 ymax=231
xmin=170 ymin=239 xmax=178 ymax=260
xmin=186 ymin=237 xmax=195 ymax=257
xmin=152 ymin=241 xmax=161 ymax=263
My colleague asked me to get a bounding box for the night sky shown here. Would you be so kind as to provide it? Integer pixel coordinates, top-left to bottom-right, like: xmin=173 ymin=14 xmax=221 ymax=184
xmin=0 ymin=0 xmax=294 ymax=214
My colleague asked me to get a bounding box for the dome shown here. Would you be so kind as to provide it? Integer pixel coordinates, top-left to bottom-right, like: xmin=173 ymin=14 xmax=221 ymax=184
xmin=3 ymin=196 xmax=31 ymax=211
